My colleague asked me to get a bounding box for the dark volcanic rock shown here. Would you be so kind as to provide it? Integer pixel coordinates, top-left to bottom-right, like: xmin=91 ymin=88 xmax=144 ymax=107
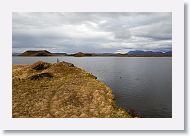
xmin=31 ymin=61 xmax=51 ymax=70
xmin=29 ymin=73 xmax=53 ymax=80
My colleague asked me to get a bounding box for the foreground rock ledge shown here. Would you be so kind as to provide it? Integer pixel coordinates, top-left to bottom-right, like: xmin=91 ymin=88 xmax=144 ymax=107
xmin=12 ymin=61 xmax=131 ymax=118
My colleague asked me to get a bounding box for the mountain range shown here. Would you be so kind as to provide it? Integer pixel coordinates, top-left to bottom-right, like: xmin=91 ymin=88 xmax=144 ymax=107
xmin=13 ymin=50 xmax=172 ymax=57
xmin=127 ymin=50 xmax=172 ymax=57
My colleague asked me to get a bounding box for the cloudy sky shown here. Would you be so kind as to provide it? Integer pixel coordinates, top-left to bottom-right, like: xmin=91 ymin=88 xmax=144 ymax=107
xmin=12 ymin=12 xmax=172 ymax=53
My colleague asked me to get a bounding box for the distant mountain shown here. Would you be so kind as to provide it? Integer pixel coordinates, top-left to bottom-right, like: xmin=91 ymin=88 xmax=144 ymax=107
xmin=15 ymin=50 xmax=68 ymax=56
xmin=128 ymin=50 xmax=163 ymax=55
xmin=164 ymin=51 xmax=172 ymax=56
xmin=127 ymin=50 xmax=172 ymax=57
xmin=95 ymin=53 xmax=128 ymax=57
xmin=69 ymin=52 xmax=128 ymax=57
xmin=18 ymin=50 xmax=53 ymax=56
xmin=14 ymin=50 xmax=172 ymax=57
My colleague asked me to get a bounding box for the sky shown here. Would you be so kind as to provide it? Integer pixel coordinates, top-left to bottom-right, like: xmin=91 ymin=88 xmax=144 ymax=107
xmin=12 ymin=12 xmax=172 ymax=53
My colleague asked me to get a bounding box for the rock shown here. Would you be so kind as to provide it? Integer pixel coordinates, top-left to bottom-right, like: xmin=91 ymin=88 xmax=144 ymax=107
xmin=31 ymin=61 xmax=51 ymax=70
xmin=29 ymin=73 xmax=53 ymax=80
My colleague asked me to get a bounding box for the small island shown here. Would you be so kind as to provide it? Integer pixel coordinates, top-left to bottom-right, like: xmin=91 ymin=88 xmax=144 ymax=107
xmin=12 ymin=61 xmax=132 ymax=118
xmin=14 ymin=50 xmax=172 ymax=57
xmin=18 ymin=50 xmax=54 ymax=56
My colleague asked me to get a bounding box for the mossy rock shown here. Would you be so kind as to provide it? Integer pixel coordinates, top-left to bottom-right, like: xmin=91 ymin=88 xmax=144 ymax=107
xmin=31 ymin=61 xmax=51 ymax=70
xmin=29 ymin=73 xmax=53 ymax=80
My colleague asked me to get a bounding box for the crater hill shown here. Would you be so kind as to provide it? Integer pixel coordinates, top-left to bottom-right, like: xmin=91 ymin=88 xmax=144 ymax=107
xmin=12 ymin=61 xmax=131 ymax=118
xmin=18 ymin=50 xmax=53 ymax=56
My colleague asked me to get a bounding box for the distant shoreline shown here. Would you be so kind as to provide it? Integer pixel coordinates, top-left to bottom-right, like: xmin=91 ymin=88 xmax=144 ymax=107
xmin=13 ymin=55 xmax=172 ymax=57
xmin=12 ymin=50 xmax=172 ymax=57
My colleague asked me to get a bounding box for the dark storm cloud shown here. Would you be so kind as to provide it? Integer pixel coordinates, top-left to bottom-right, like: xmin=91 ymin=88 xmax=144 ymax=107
xmin=12 ymin=12 xmax=172 ymax=53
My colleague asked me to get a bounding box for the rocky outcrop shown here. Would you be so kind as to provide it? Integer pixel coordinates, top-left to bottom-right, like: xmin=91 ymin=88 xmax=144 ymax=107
xmin=12 ymin=61 xmax=131 ymax=118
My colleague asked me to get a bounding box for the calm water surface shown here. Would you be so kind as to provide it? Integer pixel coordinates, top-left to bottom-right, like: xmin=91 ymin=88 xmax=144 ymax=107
xmin=13 ymin=57 xmax=172 ymax=118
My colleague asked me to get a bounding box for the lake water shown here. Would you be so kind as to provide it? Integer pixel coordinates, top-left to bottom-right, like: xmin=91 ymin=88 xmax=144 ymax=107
xmin=13 ymin=57 xmax=172 ymax=118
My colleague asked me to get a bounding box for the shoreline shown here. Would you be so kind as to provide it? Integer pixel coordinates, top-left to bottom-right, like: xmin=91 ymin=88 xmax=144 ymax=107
xmin=12 ymin=61 xmax=135 ymax=118
xmin=12 ymin=55 xmax=172 ymax=58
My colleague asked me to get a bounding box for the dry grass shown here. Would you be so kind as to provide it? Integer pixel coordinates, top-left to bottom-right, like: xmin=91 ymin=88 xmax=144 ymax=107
xmin=12 ymin=61 xmax=131 ymax=118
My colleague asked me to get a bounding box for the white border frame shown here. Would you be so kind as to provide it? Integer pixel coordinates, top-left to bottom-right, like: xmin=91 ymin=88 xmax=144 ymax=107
xmin=0 ymin=0 xmax=184 ymax=130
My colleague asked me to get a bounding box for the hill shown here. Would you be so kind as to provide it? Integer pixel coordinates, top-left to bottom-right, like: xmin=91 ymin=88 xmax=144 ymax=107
xmin=12 ymin=61 xmax=132 ymax=118
xmin=18 ymin=50 xmax=53 ymax=56
xmin=69 ymin=52 xmax=128 ymax=57
xmin=15 ymin=50 xmax=172 ymax=57
xmin=69 ymin=52 xmax=93 ymax=57
xmin=127 ymin=50 xmax=172 ymax=57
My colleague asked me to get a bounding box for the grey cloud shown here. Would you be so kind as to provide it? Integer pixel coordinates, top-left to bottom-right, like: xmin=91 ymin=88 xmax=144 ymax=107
xmin=12 ymin=12 xmax=172 ymax=53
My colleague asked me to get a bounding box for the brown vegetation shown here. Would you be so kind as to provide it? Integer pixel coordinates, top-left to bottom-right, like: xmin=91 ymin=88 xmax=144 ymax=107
xmin=12 ymin=61 xmax=131 ymax=118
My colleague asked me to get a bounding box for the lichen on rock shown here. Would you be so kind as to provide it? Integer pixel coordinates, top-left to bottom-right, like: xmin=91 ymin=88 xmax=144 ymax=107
xmin=12 ymin=61 xmax=131 ymax=118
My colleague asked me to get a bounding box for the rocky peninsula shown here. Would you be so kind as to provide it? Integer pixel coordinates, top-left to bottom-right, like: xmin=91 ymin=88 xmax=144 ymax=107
xmin=12 ymin=61 xmax=131 ymax=118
